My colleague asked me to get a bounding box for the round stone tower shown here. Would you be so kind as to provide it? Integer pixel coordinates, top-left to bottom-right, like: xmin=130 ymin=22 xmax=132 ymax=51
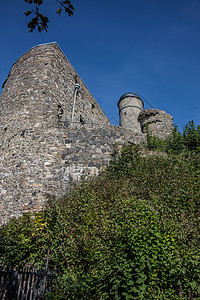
xmin=118 ymin=93 xmax=144 ymax=133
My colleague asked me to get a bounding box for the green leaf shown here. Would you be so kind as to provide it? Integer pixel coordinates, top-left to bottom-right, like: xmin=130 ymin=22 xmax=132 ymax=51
xmin=34 ymin=0 xmax=43 ymax=5
xmin=24 ymin=10 xmax=32 ymax=16
xmin=57 ymin=8 xmax=62 ymax=15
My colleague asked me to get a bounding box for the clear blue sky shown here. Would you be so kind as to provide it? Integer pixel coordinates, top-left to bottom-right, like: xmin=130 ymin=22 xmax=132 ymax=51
xmin=0 ymin=0 xmax=200 ymax=130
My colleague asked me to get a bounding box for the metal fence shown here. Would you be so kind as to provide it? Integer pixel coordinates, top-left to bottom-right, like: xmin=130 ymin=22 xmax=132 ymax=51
xmin=0 ymin=250 xmax=56 ymax=300
xmin=0 ymin=266 xmax=56 ymax=299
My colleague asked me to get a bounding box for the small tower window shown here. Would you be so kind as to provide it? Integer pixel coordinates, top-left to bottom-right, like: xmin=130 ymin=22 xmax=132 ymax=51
xmin=57 ymin=104 xmax=64 ymax=123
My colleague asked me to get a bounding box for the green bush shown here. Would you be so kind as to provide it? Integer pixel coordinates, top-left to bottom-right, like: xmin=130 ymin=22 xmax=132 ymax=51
xmin=0 ymin=145 xmax=200 ymax=299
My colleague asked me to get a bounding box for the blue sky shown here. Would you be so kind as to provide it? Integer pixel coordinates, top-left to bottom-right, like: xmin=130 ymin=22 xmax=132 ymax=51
xmin=0 ymin=0 xmax=200 ymax=130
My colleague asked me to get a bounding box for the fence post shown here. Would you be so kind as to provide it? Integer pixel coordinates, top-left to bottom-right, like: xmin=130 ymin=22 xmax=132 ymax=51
xmin=45 ymin=248 xmax=50 ymax=273
xmin=6 ymin=270 xmax=19 ymax=299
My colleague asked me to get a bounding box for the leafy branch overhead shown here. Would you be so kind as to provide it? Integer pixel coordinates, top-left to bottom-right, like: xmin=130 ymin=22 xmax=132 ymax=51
xmin=24 ymin=0 xmax=75 ymax=32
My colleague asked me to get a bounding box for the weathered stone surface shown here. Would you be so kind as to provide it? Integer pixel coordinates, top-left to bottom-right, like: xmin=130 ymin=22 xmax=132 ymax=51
xmin=138 ymin=109 xmax=173 ymax=139
xmin=118 ymin=94 xmax=173 ymax=140
xmin=118 ymin=93 xmax=144 ymax=133
xmin=0 ymin=42 xmax=173 ymax=224
xmin=0 ymin=124 xmax=144 ymax=224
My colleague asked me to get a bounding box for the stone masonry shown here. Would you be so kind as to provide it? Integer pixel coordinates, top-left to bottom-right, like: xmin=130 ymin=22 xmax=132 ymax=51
xmin=139 ymin=109 xmax=173 ymax=139
xmin=0 ymin=42 xmax=173 ymax=224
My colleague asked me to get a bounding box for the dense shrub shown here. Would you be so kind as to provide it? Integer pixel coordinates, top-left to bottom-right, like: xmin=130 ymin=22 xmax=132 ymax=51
xmin=0 ymin=145 xmax=200 ymax=299
xmin=183 ymin=121 xmax=200 ymax=149
xmin=146 ymin=120 xmax=200 ymax=153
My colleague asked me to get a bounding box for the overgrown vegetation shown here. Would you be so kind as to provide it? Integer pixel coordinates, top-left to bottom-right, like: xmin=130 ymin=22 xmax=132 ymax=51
xmin=0 ymin=122 xmax=200 ymax=299
xmin=146 ymin=120 xmax=200 ymax=153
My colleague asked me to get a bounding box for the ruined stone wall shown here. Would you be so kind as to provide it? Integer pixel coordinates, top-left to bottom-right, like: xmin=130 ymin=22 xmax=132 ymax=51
xmin=0 ymin=42 xmax=110 ymax=132
xmin=0 ymin=42 xmax=173 ymax=224
xmin=0 ymin=123 xmax=144 ymax=224
xmin=0 ymin=42 xmax=112 ymax=224
xmin=138 ymin=109 xmax=173 ymax=139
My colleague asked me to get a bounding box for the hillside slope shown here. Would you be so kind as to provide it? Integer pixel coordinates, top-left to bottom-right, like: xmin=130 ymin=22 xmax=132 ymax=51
xmin=0 ymin=145 xmax=200 ymax=299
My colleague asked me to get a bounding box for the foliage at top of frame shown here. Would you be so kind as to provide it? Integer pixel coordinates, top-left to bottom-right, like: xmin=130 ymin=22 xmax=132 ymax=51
xmin=24 ymin=0 xmax=75 ymax=32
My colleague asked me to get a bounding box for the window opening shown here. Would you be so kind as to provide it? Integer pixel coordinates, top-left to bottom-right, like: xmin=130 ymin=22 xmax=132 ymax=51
xmin=80 ymin=115 xmax=85 ymax=125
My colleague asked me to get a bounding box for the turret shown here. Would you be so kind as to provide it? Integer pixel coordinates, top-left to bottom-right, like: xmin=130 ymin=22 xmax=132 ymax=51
xmin=118 ymin=93 xmax=143 ymax=132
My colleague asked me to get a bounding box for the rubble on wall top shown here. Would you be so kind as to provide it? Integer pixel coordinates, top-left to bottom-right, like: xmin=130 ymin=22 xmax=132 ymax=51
xmin=139 ymin=109 xmax=171 ymax=117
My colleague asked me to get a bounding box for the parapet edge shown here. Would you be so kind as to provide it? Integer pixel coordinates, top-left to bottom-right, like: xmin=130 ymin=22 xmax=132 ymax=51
xmin=118 ymin=93 xmax=144 ymax=108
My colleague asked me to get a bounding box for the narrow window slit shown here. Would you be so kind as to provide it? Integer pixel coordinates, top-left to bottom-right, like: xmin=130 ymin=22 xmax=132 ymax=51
xmin=80 ymin=115 xmax=85 ymax=125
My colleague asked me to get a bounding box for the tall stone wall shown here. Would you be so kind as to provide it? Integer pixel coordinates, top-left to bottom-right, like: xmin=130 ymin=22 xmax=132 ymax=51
xmin=0 ymin=42 xmax=110 ymax=132
xmin=0 ymin=42 xmax=173 ymax=224
xmin=0 ymin=123 xmax=144 ymax=224
xmin=0 ymin=42 xmax=112 ymax=224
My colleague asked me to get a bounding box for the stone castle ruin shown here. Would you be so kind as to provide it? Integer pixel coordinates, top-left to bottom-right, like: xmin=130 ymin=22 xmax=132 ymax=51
xmin=0 ymin=42 xmax=173 ymax=224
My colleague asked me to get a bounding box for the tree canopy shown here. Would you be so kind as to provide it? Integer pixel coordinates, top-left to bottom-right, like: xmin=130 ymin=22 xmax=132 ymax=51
xmin=24 ymin=0 xmax=75 ymax=32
